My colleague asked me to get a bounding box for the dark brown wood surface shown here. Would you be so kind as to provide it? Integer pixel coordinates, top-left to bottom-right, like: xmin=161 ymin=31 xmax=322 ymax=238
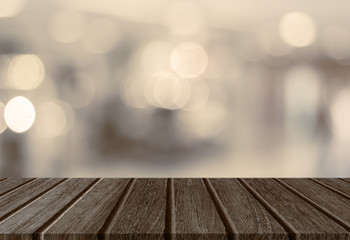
xmin=0 ymin=178 xmax=349 ymax=240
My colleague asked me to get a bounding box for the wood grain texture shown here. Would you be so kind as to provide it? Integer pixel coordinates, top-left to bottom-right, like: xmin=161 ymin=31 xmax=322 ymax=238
xmin=0 ymin=178 xmax=65 ymax=222
xmin=0 ymin=178 xmax=98 ymax=240
xmin=278 ymin=178 xmax=350 ymax=231
xmin=174 ymin=179 xmax=226 ymax=240
xmin=44 ymin=178 xmax=130 ymax=240
xmin=209 ymin=178 xmax=288 ymax=240
xmin=0 ymin=178 xmax=35 ymax=196
xmin=243 ymin=178 xmax=349 ymax=240
xmin=312 ymin=178 xmax=350 ymax=197
xmin=104 ymin=178 xmax=167 ymax=240
xmin=0 ymin=178 xmax=349 ymax=240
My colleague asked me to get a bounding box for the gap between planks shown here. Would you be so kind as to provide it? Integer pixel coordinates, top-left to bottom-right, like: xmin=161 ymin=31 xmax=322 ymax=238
xmin=34 ymin=178 xmax=102 ymax=240
xmin=0 ymin=178 xmax=68 ymax=224
xmin=273 ymin=178 xmax=350 ymax=232
xmin=203 ymin=178 xmax=238 ymax=240
xmin=0 ymin=178 xmax=37 ymax=198
xmin=309 ymin=179 xmax=350 ymax=200
xmin=237 ymin=179 xmax=300 ymax=240
xmin=341 ymin=178 xmax=350 ymax=184
xmin=97 ymin=178 xmax=137 ymax=240
xmin=0 ymin=178 xmax=8 ymax=184
xmin=165 ymin=178 xmax=175 ymax=240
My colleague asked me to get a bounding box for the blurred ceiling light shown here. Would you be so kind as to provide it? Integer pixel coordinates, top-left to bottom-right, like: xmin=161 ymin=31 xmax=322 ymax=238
xmin=141 ymin=41 xmax=173 ymax=72
xmin=49 ymin=9 xmax=86 ymax=43
xmin=4 ymin=96 xmax=35 ymax=133
xmin=7 ymin=54 xmax=45 ymax=90
xmin=61 ymin=72 xmax=95 ymax=109
xmin=279 ymin=12 xmax=316 ymax=47
xmin=331 ymin=89 xmax=350 ymax=141
xmin=170 ymin=42 xmax=208 ymax=78
xmin=182 ymin=78 xmax=209 ymax=112
xmin=0 ymin=0 xmax=25 ymax=18
xmin=0 ymin=102 xmax=7 ymax=134
xmin=83 ymin=18 xmax=119 ymax=54
xmin=35 ymin=101 xmax=69 ymax=138
xmin=257 ymin=22 xmax=292 ymax=56
xmin=121 ymin=73 xmax=150 ymax=109
xmin=164 ymin=1 xmax=204 ymax=36
xmin=148 ymin=72 xmax=191 ymax=110
xmin=321 ymin=26 xmax=350 ymax=61
xmin=177 ymin=100 xmax=227 ymax=140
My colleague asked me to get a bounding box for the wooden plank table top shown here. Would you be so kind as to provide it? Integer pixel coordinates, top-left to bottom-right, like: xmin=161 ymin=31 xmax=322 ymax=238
xmin=0 ymin=178 xmax=349 ymax=240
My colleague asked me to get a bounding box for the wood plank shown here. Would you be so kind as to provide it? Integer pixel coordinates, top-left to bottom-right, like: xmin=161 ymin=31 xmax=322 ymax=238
xmin=0 ymin=178 xmax=35 ymax=196
xmin=278 ymin=178 xmax=350 ymax=231
xmin=174 ymin=179 xmax=226 ymax=239
xmin=0 ymin=178 xmax=66 ymax=222
xmin=44 ymin=178 xmax=130 ymax=240
xmin=0 ymin=178 xmax=99 ymax=240
xmin=242 ymin=178 xmax=349 ymax=240
xmin=208 ymin=178 xmax=288 ymax=240
xmin=0 ymin=178 xmax=8 ymax=184
xmin=103 ymin=178 xmax=167 ymax=240
xmin=312 ymin=178 xmax=350 ymax=197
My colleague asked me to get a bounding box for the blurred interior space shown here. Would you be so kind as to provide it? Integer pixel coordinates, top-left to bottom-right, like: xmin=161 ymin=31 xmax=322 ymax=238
xmin=0 ymin=0 xmax=350 ymax=176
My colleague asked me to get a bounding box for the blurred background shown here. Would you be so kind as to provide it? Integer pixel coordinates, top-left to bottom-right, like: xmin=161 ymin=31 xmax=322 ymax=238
xmin=0 ymin=0 xmax=350 ymax=177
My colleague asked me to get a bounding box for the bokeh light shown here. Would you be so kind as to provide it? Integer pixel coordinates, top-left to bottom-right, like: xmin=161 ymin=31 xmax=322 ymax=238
xmin=331 ymin=89 xmax=350 ymax=141
xmin=0 ymin=102 xmax=7 ymax=134
xmin=182 ymin=78 xmax=209 ymax=112
xmin=141 ymin=41 xmax=173 ymax=72
xmin=145 ymin=72 xmax=191 ymax=110
xmin=35 ymin=100 xmax=72 ymax=138
xmin=121 ymin=72 xmax=150 ymax=109
xmin=170 ymin=42 xmax=208 ymax=78
xmin=279 ymin=12 xmax=316 ymax=47
xmin=83 ymin=18 xmax=119 ymax=54
xmin=7 ymin=54 xmax=45 ymax=90
xmin=4 ymin=96 xmax=35 ymax=133
xmin=177 ymin=100 xmax=227 ymax=140
xmin=49 ymin=9 xmax=86 ymax=43
xmin=0 ymin=0 xmax=26 ymax=18
xmin=2 ymin=0 xmax=350 ymax=177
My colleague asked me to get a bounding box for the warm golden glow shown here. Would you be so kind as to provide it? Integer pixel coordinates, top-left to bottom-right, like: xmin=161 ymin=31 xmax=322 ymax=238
xmin=331 ymin=89 xmax=350 ymax=141
xmin=279 ymin=12 xmax=316 ymax=47
xmin=177 ymin=100 xmax=227 ymax=140
xmin=36 ymin=101 xmax=67 ymax=138
xmin=182 ymin=78 xmax=209 ymax=111
xmin=7 ymin=54 xmax=45 ymax=90
xmin=4 ymin=96 xmax=35 ymax=133
xmin=0 ymin=0 xmax=25 ymax=18
xmin=145 ymin=72 xmax=191 ymax=110
xmin=0 ymin=102 xmax=7 ymax=134
xmin=141 ymin=41 xmax=173 ymax=72
xmin=170 ymin=42 xmax=208 ymax=78
xmin=121 ymin=73 xmax=150 ymax=109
